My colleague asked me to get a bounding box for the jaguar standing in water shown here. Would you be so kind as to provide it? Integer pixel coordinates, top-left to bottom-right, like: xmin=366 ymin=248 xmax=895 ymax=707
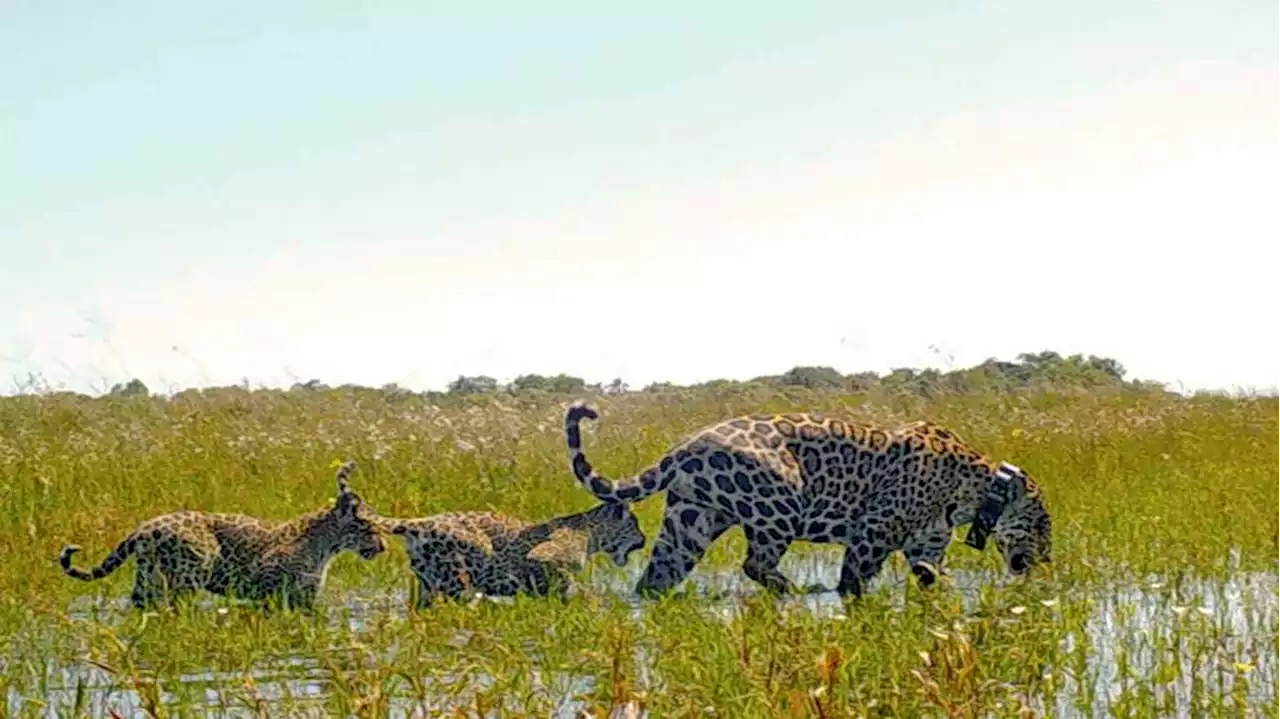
xmin=58 ymin=460 xmax=387 ymax=611
xmin=379 ymin=500 xmax=646 ymax=608
xmin=563 ymin=401 xmax=1051 ymax=597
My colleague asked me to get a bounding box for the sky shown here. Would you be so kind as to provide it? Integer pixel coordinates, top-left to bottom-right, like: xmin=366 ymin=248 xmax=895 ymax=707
xmin=1 ymin=0 xmax=1276 ymax=395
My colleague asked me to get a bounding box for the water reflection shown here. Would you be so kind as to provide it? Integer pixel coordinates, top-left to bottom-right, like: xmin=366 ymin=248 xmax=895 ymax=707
xmin=14 ymin=551 xmax=1278 ymax=718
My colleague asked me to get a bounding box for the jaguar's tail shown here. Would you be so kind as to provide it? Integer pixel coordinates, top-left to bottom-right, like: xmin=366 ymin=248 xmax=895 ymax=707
xmin=563 ymin=401 xmax=669 ymax=504
xmin=59 ymin=535 xmax=137 ymax=582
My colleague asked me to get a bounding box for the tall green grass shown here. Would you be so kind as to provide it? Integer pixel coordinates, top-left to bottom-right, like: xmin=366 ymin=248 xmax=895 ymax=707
xmin=1 ymin=386 xmax=1275 ymax=717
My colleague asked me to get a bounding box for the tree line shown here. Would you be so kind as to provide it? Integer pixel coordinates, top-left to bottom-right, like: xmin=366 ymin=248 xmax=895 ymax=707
xmin=91 ymin=350 xmax=1166 ymax=400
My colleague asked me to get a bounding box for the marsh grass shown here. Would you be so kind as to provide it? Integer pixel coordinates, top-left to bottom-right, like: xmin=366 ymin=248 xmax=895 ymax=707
xmin=1 ymin=386 xmax=1276 ymax=717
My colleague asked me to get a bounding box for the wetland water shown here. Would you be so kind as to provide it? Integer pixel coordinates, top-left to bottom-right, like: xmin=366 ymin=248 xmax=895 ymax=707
xmin=13 ymin=550 xmax=1278 ymax=718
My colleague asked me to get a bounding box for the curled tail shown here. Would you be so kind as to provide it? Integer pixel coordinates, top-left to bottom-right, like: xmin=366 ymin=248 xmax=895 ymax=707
xmin=59 ymin=536 xmax=137 ymax=582
xmin=334 ymin=459 xmax=356 ymax=493
xmin=564 ymin=400 xmax=668 ymax=504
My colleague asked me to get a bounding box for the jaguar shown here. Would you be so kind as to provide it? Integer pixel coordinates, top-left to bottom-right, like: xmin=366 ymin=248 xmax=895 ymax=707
xmin=58 ymin=460 xmax=387 ymax=611
xmin=379 ymin=500 xmax=646 ymax=608
xmin=563 ymin=401 xmax=1051 ymax=597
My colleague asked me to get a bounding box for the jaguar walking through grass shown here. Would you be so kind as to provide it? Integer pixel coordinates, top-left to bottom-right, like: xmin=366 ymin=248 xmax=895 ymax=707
xmin=564 ymin=401 xmax=1052 ymax=597
xmin=58 ymin=460 xmax=388 ymax=611
xmin=379 ymin=500 xmax=646 ymax=608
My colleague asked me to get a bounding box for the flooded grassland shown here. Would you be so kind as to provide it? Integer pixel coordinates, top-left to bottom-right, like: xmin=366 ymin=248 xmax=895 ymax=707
xmin=1 ymin=387 xmax=1275 ymax=717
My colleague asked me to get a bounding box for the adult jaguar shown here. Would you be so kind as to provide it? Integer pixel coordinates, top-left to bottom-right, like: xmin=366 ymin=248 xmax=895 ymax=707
xmin=58 ymin=460 xmax=387 ymax=611
xmin=380 ymin=500 xmax=646 ymax=608
xmin=563 ymin=401 xmax=1051 ymax=597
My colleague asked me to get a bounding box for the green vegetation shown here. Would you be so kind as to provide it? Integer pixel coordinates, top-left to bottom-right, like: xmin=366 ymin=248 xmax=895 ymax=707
xmin=1 ymin=356 xmax=1275 ymax=717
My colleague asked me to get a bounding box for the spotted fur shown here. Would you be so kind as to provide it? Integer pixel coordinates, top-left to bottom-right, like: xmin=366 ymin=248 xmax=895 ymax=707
xmin=58 ymin=461 xmax=387 ymax=611
xmin=380 ymin=501 xmax=645 ymax=608
xmin=564 ymin=401 xmax=1051 ymax=597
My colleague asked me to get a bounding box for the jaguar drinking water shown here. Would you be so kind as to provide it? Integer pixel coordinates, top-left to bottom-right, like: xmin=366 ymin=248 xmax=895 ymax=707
xmin=563 ymin=401 xmax=1051 ymax=597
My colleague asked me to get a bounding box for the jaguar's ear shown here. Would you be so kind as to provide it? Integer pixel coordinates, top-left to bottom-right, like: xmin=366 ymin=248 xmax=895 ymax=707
xmin=964 ymin=462 xmax=1019 ymax=550
xmin=1007 ymin=465 xmax=1031 ymax=502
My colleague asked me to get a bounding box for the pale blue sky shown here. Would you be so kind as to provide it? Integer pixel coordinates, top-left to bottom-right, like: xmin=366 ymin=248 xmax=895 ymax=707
xmin=2 ymin=1 xmax=1276 ymax=393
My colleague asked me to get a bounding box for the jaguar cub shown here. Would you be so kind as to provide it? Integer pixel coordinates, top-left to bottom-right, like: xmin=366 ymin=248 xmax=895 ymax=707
xmin=58 ymin=460 xmax=387 ymax=611
xmin=380 ymin=501 xmax=646 ymax=608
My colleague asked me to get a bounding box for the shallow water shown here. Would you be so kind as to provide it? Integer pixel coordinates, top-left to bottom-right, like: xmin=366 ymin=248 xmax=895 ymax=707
xmin=1063 ymin=570 xmax=1277 ymax=717
xmin=12 ymin=551 xmax=1279 ymax=718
